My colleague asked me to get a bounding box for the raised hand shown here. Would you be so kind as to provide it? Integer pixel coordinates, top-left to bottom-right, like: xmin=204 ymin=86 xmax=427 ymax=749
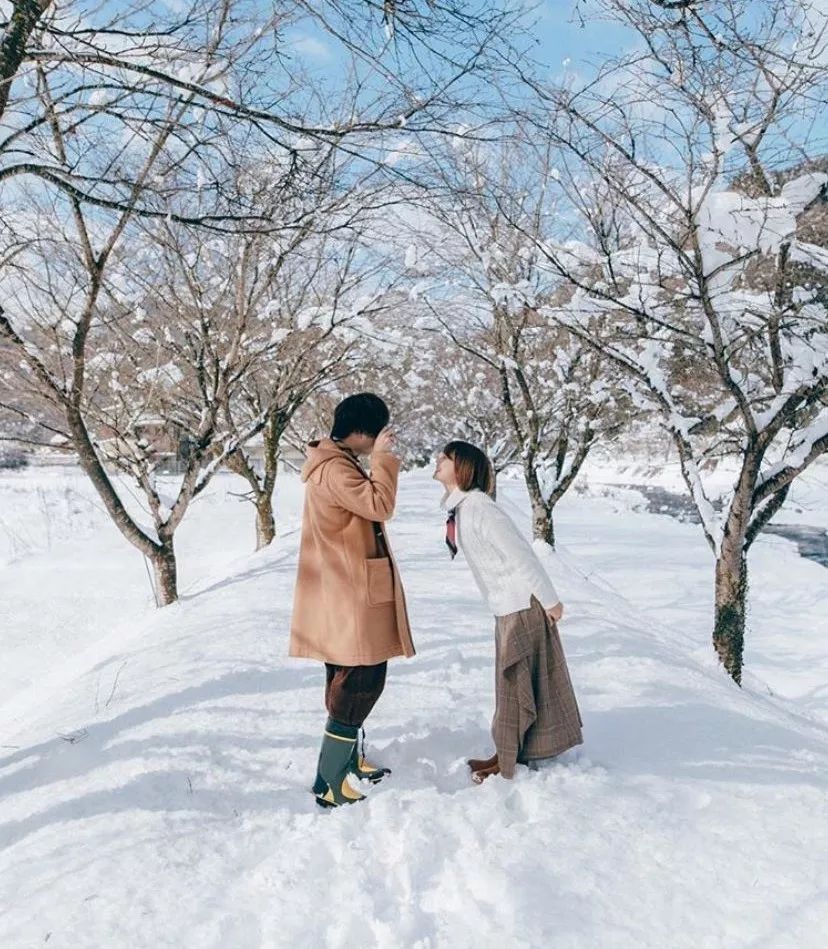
xmin=373 ymin=426 xmax=397 ymax=456
xmin=546 ymin=601 xmax=564 ymax=623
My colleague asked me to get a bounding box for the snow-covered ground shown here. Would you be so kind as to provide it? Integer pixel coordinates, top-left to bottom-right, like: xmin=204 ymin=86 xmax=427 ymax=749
xmin=0 ymin=464 xmax=826 ymax=948
xmin=576 ymin=455 xmax=828 ymax=720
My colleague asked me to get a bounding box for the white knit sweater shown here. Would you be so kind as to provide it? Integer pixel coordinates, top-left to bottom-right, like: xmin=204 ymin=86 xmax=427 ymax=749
xmin=442 ymin=487 xmax=560 ymax=617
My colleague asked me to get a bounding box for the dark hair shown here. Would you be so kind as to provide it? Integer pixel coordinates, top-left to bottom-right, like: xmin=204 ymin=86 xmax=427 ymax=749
xmin=331 ymin=393 xmax=390 ymax=439
xmin=443 ymin=440 xmax=495 ymax=496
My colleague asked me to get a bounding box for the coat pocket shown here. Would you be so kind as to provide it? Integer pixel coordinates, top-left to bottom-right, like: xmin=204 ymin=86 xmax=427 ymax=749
xmin=365 ymin=557 xmax=395 ymax=606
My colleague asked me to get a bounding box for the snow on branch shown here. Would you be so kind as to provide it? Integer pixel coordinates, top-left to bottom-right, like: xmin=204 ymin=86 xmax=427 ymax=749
xmin=753 ymin=408 xmax=828 ymax=504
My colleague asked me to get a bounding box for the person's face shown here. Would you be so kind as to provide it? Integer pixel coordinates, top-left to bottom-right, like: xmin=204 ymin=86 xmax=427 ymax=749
xmin=433 ymin=451 xmax=457 ymax=488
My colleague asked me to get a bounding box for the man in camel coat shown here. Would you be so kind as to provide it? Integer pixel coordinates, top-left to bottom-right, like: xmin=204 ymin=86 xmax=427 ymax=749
xmin=289 ymin=392 xmax=415 ymax=807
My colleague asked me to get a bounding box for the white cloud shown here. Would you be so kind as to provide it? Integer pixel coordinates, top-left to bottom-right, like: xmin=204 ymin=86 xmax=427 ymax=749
xmin=291 ymin=35 xmax=331 ymax=62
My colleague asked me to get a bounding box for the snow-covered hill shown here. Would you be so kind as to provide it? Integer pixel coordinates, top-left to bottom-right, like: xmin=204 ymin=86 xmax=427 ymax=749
xmin=0 ymin=468 xmax=826 ymax=948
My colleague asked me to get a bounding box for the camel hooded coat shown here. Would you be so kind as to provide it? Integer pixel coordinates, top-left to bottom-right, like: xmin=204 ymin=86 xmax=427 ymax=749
xmin=289 ymin=438 xmax=415 ymax=666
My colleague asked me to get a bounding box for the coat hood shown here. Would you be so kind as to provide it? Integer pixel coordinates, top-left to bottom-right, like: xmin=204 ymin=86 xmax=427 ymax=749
xmin=301 ymin=438 xmax=359 ymax=484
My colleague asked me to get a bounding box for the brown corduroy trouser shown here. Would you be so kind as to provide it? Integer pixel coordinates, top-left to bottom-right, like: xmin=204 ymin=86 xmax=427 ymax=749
xmin=324 ymin=661 xmax=387 ymax=727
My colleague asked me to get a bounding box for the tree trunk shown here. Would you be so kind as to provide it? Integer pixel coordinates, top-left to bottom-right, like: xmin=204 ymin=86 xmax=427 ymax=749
xmin=711 ymin=451 xmax=761 ymax=685
xmin=0 ymin=1 xmax=52 ymax=121
xmin=149 ymin=539 xmax=178 ymax=606
xmin=713 ymin=548 xmax=747 ymax=685
xmin=526 ymin=470 xmax=556 ymax=547
xmin=224 ymin=409 xmax=286 ymax=551
xmin=255 ymin=494 xmax=276 ymax=550
xmin=254 ymin=412 xmax=285 ymax=549
xmin=64 ymin=403 xmax=180 ymax=604
xmin=532 ymin=500 xmax=555 ymax=547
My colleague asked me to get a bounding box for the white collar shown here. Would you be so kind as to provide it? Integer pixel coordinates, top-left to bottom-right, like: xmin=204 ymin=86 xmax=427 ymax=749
xmin=441 ymin=487 xmax=472 ymax=511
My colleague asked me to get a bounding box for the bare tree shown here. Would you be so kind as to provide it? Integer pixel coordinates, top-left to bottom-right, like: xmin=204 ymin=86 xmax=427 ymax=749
xmin=0 ymin=140 xmax=349 ymax=602
xmin=0 ymin=0 xmax=522 ymax=222
xmin=405 ymin=132 xmax=629 ymax=545
xmin=0 ymin=0 xmax=524 ymax=601
xmin=400 ymin=342 xmax=518 ymax=475
xmin=514 ymin=0 xmax=828 ymax=682
xmin=218 ymin=227 xmax=399 ymax=548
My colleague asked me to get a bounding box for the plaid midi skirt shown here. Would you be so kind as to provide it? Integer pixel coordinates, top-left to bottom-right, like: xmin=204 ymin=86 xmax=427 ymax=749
xmin=492 ymin=596 xmax=583 ymax=778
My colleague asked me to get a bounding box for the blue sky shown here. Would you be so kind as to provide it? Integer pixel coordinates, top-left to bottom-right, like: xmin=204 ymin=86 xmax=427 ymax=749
xmin=531 ymin=0 xmax=631 ymax=74
xmin=285 ymin=0 xmax=632 ymax=89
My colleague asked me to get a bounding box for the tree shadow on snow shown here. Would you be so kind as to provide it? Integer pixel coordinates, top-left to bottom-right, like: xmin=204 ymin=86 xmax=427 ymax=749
xmin=584 ymin=702 xmax=828 ymax=787
xmin=0 ymin=767 xmax=313 ymax=852
xmin=178 ymin=553 xmax=295 ymax=601
xmin=0 ymin=666 xmax=319 ymax=806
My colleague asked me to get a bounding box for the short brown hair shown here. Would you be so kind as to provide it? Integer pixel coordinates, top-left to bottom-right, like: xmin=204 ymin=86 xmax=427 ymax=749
xmin=443 ymin=440 xmax=495 ymax=496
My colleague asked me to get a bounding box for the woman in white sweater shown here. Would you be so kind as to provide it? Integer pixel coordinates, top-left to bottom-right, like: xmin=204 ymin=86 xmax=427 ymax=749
xmin=434 ymin=440 xmax=583 ymax=782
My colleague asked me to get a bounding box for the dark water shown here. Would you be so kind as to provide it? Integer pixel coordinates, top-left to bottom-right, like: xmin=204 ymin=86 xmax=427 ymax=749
xmin=621 ymin=483 xmax=828 ymax=569
xmin=763 ymin=524 xmax=828 ymax=567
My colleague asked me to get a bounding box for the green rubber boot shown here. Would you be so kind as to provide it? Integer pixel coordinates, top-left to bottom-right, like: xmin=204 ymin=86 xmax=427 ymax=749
xmin=312 ymin=719 xmax=366 ymax=808
xmin=350 ymin=729 xmax=392 ymax=784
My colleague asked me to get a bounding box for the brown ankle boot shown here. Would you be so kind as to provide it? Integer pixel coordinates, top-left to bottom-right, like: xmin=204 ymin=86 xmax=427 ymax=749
xmin=467 ymin=752 xmax=498 ymax=772
xmin=471 ymin=757 xmax=500 ymax=784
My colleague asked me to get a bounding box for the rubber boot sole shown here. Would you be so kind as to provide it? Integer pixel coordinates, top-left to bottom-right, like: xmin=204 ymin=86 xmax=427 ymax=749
xmin=314 ymin=773 xmax=365 ymax=808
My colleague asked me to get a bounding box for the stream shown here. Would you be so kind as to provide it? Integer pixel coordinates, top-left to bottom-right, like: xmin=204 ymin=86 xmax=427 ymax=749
xmin=620 ymin=483 xmax=828 ymax=569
